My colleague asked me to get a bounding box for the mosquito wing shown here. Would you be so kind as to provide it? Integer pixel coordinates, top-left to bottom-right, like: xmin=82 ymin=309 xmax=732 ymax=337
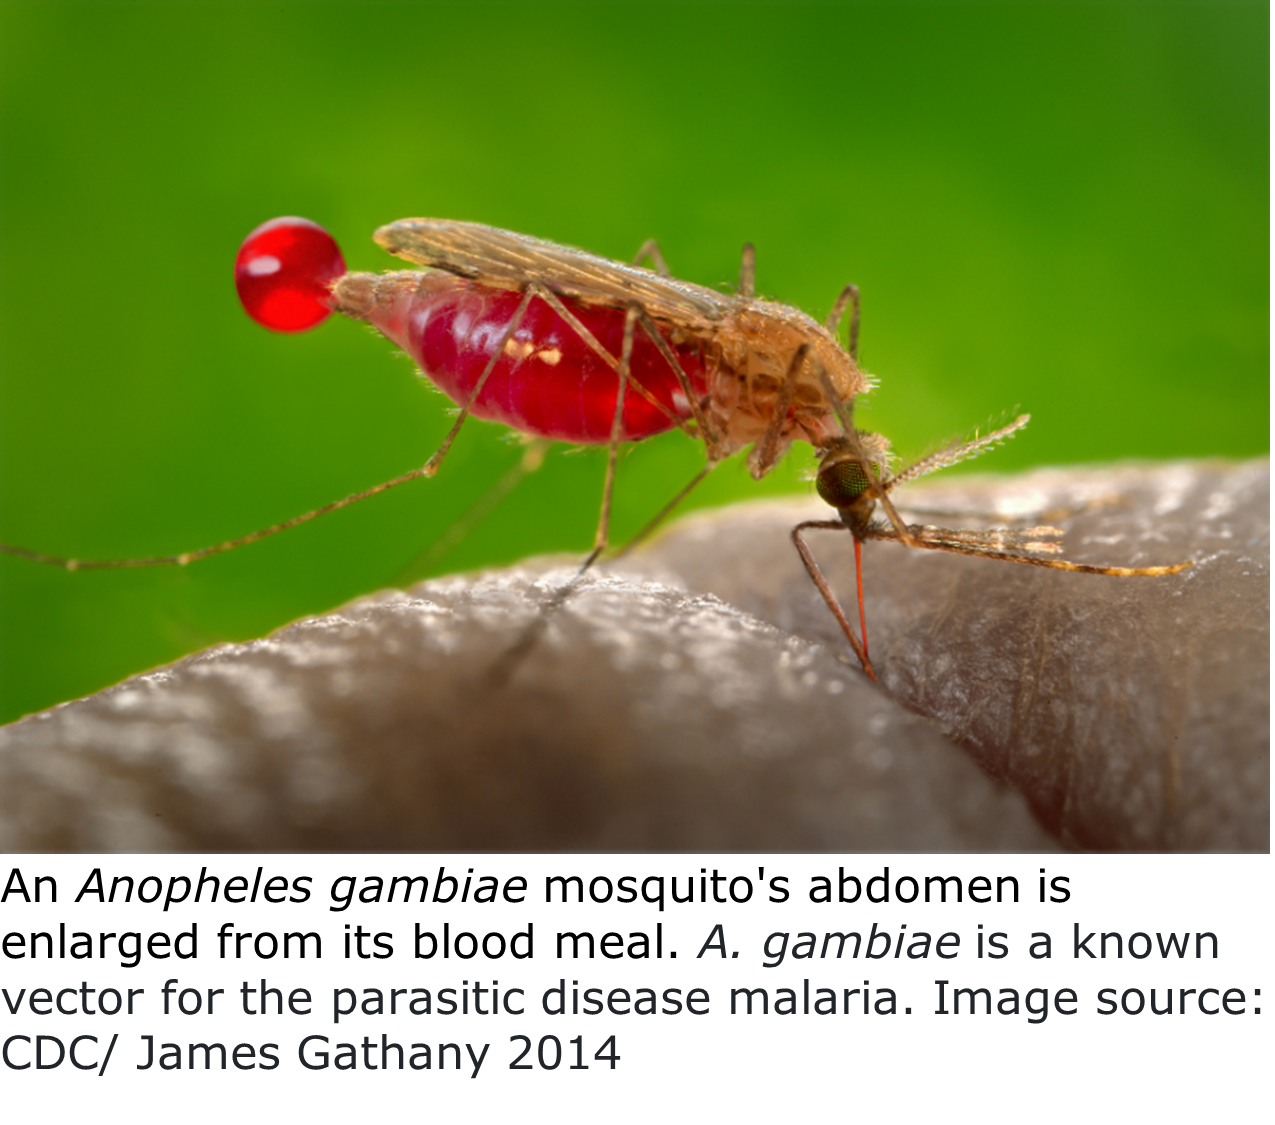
xmin=374 ymin=218 xmax=741 ymax=325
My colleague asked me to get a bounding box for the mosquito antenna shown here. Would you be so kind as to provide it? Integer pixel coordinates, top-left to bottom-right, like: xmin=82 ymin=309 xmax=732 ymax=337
xmin=885 ymin=413 xmax=1030 ymax=492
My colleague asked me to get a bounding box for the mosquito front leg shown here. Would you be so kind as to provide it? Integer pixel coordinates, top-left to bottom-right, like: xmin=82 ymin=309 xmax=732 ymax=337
xmin=858 ymin=521 xmax=1192 ymax=576
xmin=792 ymin=520 xmax=875 ymax=679
xmin=750 ymin=342 xmax=812 ymax=477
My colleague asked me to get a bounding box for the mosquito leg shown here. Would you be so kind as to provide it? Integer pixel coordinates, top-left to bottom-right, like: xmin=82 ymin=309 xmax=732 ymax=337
xmin=739 ymin=243 xmax=756 ymax=298
xmin=609 ymin=462 xmax=715 ymax=560
xmin=591 ymin=305 xmax=638 ymax=555
xmin=792 ymin=520 xmax=875 ymax=678
xmin=633 ymin=239 xmax=671 ymax=276
xmin=389 ymin=438 xmax=551 ymax=585
xmin=0 ymin=461 xmax=447 ymax=571
xmin=0 ymin=287 xmax=549 ymax=572
xmin=529 ymin=284 xmax=695 ymax=437
xmin=422 ymin=286 xmax=542 ymax=475
xmin=631 ymin=304 xmax=722 ymax=455
xmin=486 ymin=307 xmax=641 ymax=686
xmin=750 ymin=343 xmax=811 ymax=477
xmin=824 ymin=283 xmax=861 ymax=360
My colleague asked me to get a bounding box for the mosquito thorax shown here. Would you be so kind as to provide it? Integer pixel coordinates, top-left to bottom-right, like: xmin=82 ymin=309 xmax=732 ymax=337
xmin=234 ymin=217 xmax=346 ymax=332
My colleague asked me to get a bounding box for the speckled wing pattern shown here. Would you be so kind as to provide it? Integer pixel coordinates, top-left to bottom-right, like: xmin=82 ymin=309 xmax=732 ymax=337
xmin=374 ymin=218 xmax=740 ymax=325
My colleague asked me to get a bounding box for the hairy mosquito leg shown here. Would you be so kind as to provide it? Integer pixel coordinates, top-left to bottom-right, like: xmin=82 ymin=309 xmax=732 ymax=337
xmin=751 ymin=343 xmax=811 ymax=476
xmin=792 ymin=520 xmax=875 ymax=679
xmin=633 ymin=239 xmax=671 ymax=277
xmin=739 ymin=243 xmax=756 ymax=298
xmin=811 ymin=363 xmax=917 ymax=548
xmin=609 ymin=462 xmax=715 ymax=560
xmin=824 ymin=283 xmax=861 ymax=360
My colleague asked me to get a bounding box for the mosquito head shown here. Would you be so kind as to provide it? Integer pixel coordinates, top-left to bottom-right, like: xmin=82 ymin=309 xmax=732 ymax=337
xmin=815 ymin=431 xmax=891 ymax=527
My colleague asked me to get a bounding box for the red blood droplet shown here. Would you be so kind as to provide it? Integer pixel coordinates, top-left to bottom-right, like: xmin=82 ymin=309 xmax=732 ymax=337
xmin=234 ymin=217 xmax=345 ymax=332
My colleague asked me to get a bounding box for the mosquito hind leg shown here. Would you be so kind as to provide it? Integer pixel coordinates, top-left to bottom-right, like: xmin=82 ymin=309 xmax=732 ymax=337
xmin=529 ymin=284 xmax=695 ymax=439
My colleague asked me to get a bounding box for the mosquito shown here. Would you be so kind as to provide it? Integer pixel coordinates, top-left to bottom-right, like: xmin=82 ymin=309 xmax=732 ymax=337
xmin=0 ymin=216 xmax=1191 ymax=680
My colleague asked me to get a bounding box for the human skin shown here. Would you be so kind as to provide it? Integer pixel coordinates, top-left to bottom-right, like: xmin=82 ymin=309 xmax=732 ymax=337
xmin=0 ymin=461 xmax=1265 ymax=852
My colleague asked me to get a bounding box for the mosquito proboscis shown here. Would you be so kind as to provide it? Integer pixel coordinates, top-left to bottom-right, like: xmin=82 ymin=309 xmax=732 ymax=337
xmin=0 ymin=217 xmax=1192 ymax=680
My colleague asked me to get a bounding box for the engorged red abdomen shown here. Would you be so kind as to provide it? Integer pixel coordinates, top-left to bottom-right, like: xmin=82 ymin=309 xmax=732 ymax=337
xmin=362 ymin=276 xmax=708 ymax=444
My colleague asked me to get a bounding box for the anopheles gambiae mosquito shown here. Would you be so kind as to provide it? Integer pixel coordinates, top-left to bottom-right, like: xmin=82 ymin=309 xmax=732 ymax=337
xmin=0 ymin=216 xmax=1192 ymax=681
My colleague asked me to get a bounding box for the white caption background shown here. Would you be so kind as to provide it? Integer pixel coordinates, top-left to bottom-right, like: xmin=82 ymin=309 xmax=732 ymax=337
xmin=0 ymin=854 xmax=1268 ymax=1120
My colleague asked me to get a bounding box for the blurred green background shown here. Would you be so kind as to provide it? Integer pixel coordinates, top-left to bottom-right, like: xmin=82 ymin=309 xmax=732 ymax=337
xmin=0 ymin=0 xmax=1267 ymax=725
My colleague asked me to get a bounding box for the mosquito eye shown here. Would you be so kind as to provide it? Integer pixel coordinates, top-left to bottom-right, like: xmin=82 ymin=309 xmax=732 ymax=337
xmin=816 ymin=457 xmax=875 ymax=509
xmin=234 ymin=217 xmax=346 ymax=332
